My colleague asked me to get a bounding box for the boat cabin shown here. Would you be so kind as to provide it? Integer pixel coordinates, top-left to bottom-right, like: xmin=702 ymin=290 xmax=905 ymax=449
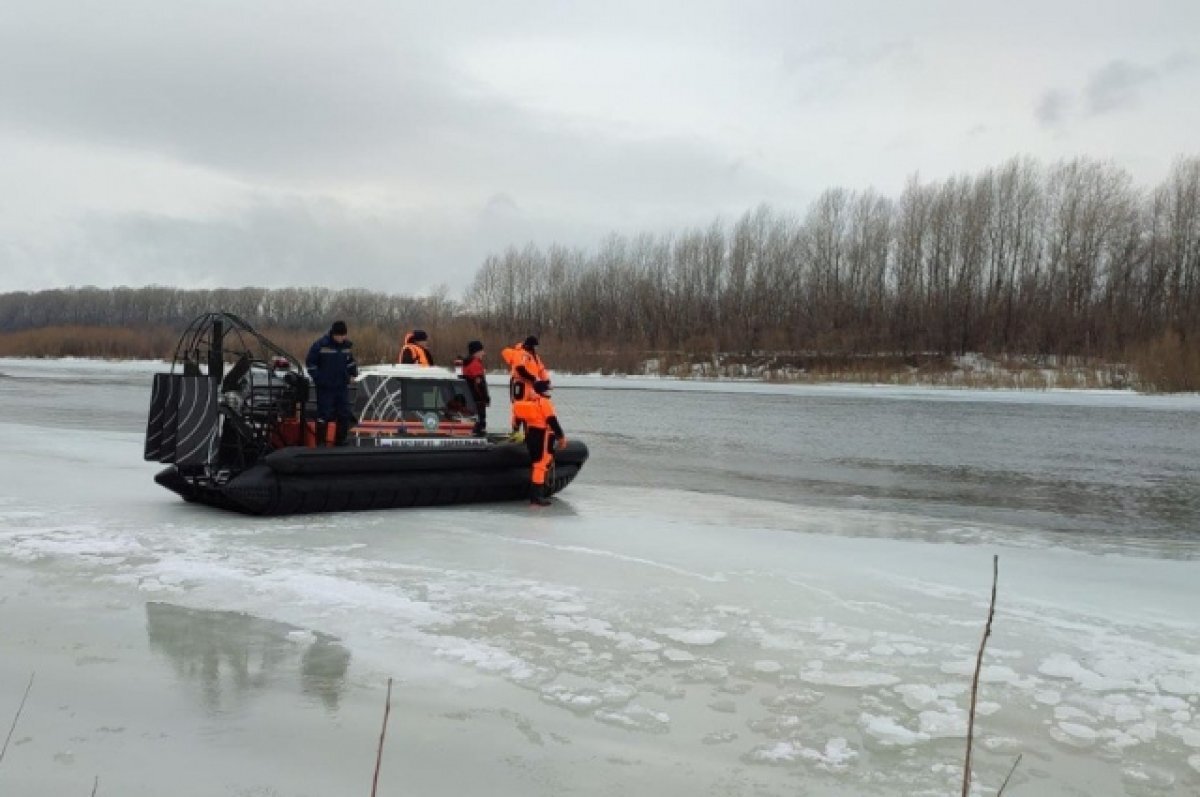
xmin=351 ymin=364 xmax=480 ymax=440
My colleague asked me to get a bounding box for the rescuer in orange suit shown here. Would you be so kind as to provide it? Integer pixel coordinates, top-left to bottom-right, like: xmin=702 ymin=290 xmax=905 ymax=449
xmin=512 ymin=379 xmax=566 ymax=506
xmin=399 ymin=329 xmax=432 ymax=366
xmin=501 ymin=335 xmax=548 ymax=431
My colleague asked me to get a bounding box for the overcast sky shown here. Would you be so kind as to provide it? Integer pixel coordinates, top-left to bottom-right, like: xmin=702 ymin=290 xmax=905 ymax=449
xmin=1 ymin=0 xmax=1197 ymax=296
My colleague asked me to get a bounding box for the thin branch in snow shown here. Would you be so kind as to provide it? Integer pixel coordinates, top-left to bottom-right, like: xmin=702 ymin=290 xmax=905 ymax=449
xmin=0 ymin=671 xmax=35 ymax=767
xmin=962 ymin=555 xmax=998 ymax=797
xmin=997 ymin=752 xmax=1023 ymax=795
xmin=371 ymin=677 xmax=393 ymax=797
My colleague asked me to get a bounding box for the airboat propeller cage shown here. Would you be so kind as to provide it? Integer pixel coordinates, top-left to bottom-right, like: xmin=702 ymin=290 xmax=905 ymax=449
xmin=144 ymin=313 xmax=301 ymax=466
xmin=144 ymin=371 xmax=219 ymax=465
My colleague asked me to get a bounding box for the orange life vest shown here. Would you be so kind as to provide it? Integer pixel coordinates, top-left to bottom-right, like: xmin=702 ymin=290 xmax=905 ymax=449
xmin=399 ymin=340 xmax=431 ymax=366
xmin=501 ymin=343 xmax=547 ymax=401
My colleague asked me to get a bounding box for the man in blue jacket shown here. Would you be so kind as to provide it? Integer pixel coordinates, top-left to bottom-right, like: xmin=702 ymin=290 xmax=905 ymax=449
xmin=305 ymin=320 xmax=358 ymax=446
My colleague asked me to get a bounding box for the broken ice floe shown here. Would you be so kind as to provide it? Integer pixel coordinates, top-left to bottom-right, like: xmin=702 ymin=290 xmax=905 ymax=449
xmin=1050 ymin=721 xmax=1098 ymax=747
xmin=701 ymin=729 xmax=738 ymax=745
xmin=654 ymin=628 xmax=727 ymax=646
xmin=745 ymin=737 xmax=857 ymax=771
xmin=859 ymin=713 xmax=927 ymax=747
xmin=594 ymin=705 xmax=671 ymax=734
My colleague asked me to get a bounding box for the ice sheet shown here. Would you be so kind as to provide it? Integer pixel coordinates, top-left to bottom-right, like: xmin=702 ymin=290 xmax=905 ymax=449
xmin=1 ymin=364 xmax=1198 ymax=796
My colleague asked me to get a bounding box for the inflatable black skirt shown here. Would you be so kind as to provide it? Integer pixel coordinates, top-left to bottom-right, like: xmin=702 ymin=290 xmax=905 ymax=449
xmin=155 ymin=439 xmax=590 ymax=516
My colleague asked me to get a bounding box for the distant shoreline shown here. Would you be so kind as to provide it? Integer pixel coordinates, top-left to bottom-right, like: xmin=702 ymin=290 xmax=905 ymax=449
xmin=2 ymin=318 xmax=1196 ymax=392
xmin=2 ymin=353 xmax=1190 ymax=396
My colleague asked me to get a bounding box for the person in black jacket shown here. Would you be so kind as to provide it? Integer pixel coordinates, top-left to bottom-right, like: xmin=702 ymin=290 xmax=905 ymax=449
xmin=305 ymin=320 xmax=358 ymax=446
xmin=460 ymin=339 xmax=490 ymax=436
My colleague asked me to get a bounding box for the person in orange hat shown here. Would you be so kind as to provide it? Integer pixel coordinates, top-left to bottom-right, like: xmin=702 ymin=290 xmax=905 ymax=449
xmin=511 ymin=379 xmax=566 ymax=506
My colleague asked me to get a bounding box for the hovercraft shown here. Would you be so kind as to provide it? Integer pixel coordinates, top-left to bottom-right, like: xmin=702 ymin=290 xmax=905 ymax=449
xmin=144 ymin=313 xmax=588 ymax=515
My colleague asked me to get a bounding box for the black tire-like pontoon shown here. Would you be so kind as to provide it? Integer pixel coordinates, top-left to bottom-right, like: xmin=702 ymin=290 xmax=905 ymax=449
xmin=155 ymin=439 xmax=589 ymax=515
xmin=146 ymin=313 xmax=588 ymax=516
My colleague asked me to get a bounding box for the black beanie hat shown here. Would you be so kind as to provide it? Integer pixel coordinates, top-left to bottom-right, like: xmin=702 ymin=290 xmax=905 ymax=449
xmin=524 ymin=335 xmax=539 ymax=348
xmin=411 ymin=329 xmax=428 ymax=342
xmin=467 ymin=340 xmax=484 ymax=354
xmin=331 ymin=320 xmax=348 ymax=335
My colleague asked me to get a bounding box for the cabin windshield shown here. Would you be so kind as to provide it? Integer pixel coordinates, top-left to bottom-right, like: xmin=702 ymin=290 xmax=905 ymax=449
xmin=355 ymin=375 xmax=477 ymax=423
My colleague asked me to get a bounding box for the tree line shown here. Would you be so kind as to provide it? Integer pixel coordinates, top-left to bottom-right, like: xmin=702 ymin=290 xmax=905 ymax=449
xmin=465 ymin=156 xmax=1199 ymax=359
xmin=1 ymin=155 xmax=1198 ymax=386
xmin=0 ymin=285 xmax=458 ymax=335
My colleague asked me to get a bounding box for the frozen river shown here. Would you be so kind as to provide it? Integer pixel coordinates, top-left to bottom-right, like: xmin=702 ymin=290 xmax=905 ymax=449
xmin=1 ymin=358 xmax=1199 ymax=796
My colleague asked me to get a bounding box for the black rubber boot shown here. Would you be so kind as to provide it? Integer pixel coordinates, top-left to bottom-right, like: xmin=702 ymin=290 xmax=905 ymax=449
xmin=315 ymin=420 xmax=328 ymax=447
xmin=529 ymin=483 xmax=552 ymax=506
xmin=333 ymin=421 xmax=349 ymax=446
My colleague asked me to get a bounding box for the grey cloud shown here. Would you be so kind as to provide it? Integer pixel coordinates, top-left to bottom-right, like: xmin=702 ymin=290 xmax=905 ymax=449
xmin=0 ymin=0 xmax=786 ymax=295
xmin=1035 ymin=89 xmax=1073 ymax=127
xmin=0 ymin=3 xmax=782 ymax=221
xmin=0 ymin=24 xmax=498 ymax=183
xmin=1035 ymin=52 xmax=1194 ymax=126
xmin=5 ymin=0 xmax=1199 ymax=294
xmin=1163 ymin=51 xmax=1195 ymax=71
xmin=1085 ymin=60 xmax=1160 ymax=115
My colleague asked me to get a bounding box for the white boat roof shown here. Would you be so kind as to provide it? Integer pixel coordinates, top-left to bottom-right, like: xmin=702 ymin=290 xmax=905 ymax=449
xmin=357 ymin=363 xmax=460 ymax=380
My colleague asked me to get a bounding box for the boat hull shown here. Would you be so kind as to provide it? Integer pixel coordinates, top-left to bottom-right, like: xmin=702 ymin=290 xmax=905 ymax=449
xmin=155 ymin=440 xmax=589 ymax=515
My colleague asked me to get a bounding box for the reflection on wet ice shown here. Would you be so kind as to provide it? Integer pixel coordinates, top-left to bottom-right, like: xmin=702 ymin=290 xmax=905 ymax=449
xmin=145 ymin=602 xmax=350 ymax=711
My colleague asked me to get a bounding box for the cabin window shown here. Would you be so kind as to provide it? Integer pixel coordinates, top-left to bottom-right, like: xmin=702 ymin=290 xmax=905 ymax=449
xmin=354 ymin=376 xmax=477 ymax=423
xmin=354 ymin=376 xmax=403 ymax=420
xmin=403 ymin=380 xmax=478 ymax=420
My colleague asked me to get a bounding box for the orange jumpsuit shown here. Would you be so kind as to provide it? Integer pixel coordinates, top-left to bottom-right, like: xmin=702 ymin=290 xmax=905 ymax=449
xmin=501 ymin=342 xmax=548 ymax=429
xmin=511 ymin=391 xmax=565 ymax=492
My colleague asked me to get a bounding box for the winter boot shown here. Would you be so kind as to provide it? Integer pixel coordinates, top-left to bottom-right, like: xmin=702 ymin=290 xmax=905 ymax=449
xmin=529 ymin=483 xmax=552 ymax=506
xmin=314 ymin=420 xmax=328 ymax=447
